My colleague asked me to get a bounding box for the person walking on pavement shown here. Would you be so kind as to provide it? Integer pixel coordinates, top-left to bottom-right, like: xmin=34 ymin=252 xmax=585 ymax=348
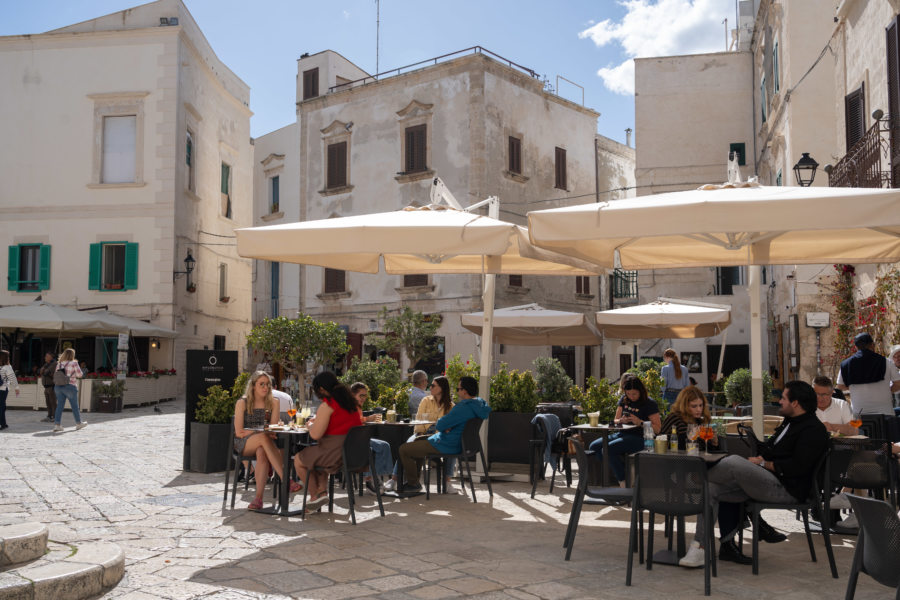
xmin=38 ymin=352 xmax=57 ymax=423
xmin=836 ymin=332 xmax=900 ymax=416
xmin=53 ymin=348 xmax=86 ymax=432
xmin=0 ymin=350 xmax=19 ymax=430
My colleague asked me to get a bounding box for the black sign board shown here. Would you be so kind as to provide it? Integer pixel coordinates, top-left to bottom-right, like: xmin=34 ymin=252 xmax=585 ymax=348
xmin=183 ymin=349 xmax=238 ymax=470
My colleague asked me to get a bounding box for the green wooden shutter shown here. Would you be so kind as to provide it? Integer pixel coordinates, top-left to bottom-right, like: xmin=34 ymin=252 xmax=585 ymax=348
xmin=88 ymin=243 xmax=102 ymax=290
xmin=39 ymin=245 xmax=51 ymax=290
xmin=7 ymin=245 xmax=19 ymax=291
xmin=124 ymin=242 xmax=139 ymax=290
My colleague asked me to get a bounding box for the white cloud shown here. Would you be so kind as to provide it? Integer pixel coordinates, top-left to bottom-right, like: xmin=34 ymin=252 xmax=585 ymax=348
xmin=580 ymin=0 xmax=733 ymax=95
xmin=342 ymin=10 xmax=351 ymax=19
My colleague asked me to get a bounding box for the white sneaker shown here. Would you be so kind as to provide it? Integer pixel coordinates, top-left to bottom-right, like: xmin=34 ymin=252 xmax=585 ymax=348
xmin=679 ymin=541 xmax=705 ymax=568
xmin=829 ymin=492 xmax=852 ymax=510
xmin=53 ymin=425 xmax=63 ymax=432
xmin=383 ymin=479 xmax=397 ymax=492
xmin=835 ymin=513 xmax=859 ymax=532
xmin=75 ymin=422 xmax=88 ymax=430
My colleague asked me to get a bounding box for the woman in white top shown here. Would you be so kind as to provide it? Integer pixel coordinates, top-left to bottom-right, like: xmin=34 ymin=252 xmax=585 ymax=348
xmin=0 ymin=349 xmax=19 ymax=430
xmin=53 ymin=348 xmax=86 ymax=432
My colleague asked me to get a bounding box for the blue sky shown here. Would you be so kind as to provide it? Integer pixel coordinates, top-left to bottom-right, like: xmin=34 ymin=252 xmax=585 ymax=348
xmin=2 ymin=0 xmax=735 ymax=143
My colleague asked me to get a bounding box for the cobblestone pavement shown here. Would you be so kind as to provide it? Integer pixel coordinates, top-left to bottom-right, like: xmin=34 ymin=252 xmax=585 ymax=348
xmin=0 ymin=401 xmax=889 ymax=599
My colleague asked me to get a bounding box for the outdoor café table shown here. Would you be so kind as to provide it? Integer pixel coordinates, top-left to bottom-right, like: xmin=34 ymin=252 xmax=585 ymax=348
xmin=245 ymin=425 xmax=311 ymax=516
xmin=366 ymin=420 xmax=435 ymax=496
xmin=569 ymin=423 xmax=637 ymax=487
xmin=636 ymin=449 xmax=728 ymax=566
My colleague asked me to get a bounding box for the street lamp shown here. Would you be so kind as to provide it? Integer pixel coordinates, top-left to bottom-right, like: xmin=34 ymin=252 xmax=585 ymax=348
xmin=793 ymin=152 xmax=819 ymax=187
xmin=173 ymin=248 xmax=196 ymax=290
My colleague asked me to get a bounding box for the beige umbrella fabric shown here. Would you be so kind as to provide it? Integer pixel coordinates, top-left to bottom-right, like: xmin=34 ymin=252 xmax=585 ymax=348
xmin=528 ymin=182 xmax=900 ymax=270
xmin=461 ymin=303 xmax=601 ymax=346
xmin=0 ymin=301 xmax=117 ymax=334
xmin=594 ymin=298 xmax=731 ymax=339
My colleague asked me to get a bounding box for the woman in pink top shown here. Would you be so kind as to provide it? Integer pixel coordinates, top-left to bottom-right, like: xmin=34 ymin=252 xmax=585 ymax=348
xmin=53 ymin=348 xmax=85 ymax=432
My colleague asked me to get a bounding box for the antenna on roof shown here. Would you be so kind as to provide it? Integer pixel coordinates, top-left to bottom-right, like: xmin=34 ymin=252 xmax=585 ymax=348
xmin=375 ymin=0 xmax=381 ymax=77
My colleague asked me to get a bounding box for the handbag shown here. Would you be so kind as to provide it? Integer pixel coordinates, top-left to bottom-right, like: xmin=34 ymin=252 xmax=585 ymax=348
xmin=53 ymin=363 xmax=70 ymax=386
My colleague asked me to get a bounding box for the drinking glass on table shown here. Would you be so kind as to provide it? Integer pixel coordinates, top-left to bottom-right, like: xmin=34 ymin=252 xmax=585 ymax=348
xmin=698 ymin=426 xmax=715 ymax=455
xmin=849 ymin=411 xmax=863 ymax=432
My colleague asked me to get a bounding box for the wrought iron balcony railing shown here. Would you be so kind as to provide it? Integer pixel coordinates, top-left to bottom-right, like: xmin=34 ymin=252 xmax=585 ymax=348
xmin=828 ymin=118 xmax=893 ymax=188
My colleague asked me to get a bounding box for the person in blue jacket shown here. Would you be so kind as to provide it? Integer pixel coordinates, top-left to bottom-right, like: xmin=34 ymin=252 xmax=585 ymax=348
xmin=397 ymin=375 xmax=491 ymax=493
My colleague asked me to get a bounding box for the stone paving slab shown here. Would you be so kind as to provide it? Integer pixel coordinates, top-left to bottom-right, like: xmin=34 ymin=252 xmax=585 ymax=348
xmin=0 ymin=402 xmax=892 ymax=599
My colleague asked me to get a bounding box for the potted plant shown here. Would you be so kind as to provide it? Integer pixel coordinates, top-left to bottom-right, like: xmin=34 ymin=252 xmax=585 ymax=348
xmin=190 ymin=383 xmax=238 ymax=473
xmin=91 ymin=379 xmax=126 ymax=413
xmin=724 ymin=368 xmax=774 ymax=411
xmin=187 ymin=283 xmax=197 ymax=293
xmin=487 ymin=363 xmax=539 ymax=465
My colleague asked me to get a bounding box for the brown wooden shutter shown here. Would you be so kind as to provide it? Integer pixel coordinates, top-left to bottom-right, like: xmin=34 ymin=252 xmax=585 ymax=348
xmin=303 ymin=68 xmax=319 ymax=100
xmin=404 ymin=274 xmax=428 ymax=287
xmin=508 ymin=274 xmax=522 ymax=287
xmin=405 ymin=125 xmax=426 ymax=173
xmin=888 ymin=16 xmax=900 ymax=187
xmin=575 ymin=276 xmax=589 ymax=295
xmin=324 ymin=268 xmax=345 ymax=293
xmin=845 ymin=83 xmax=865 ymax=151
xmin=555 ymin=147 xmax=567 ymax=189
xmin=508 ymin=136 xmax=522 ymax=174
xmin=327 ymin=141 xmax=347 ymax=189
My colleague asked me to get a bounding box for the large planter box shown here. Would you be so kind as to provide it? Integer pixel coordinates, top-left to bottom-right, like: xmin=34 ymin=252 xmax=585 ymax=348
xmin=92 ymin=395 xmax=123 ymax=413
xmin=487 ymin=411 xmax=536 ymax=465
xmin=189 ymin=422 xmax=231 ymax=473
xmin=7 ymin=383 xmax=41 ymax=409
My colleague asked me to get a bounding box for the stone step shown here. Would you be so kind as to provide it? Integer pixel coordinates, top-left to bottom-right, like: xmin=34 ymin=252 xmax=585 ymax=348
xmin=0 ymin=539 xmax=124 ymax=600
xmin=0 ymin=524 xmax=48 ymax=568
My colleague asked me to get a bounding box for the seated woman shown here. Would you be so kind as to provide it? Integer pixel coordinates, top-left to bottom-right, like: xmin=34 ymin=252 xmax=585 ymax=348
xmin=350 ymin=382 xmax=393 ymax=491
xmin=233 ymin=370 xmax=301 ymax=510
xmin=384 ymin=376 xmax=454 ymax=492
xmin=294 ymin=371 xmax=362 ymax=512
xmin=659 ymin=385 xmax=719 ymax=451
xmin=589 ymin=373 xmax=661 ymax=487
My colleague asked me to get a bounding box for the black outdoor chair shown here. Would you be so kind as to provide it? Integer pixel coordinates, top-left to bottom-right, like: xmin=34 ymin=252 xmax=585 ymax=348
xmin=626 ymin=452 xmax=716 ymax=596
xmin=563 ymin=439 xmax=637 ymax=561
xmin=845 ymin=494 xmax=900 ymax=600
xmin=300 ymin=425 xmax=385 ymax=524
xmin=424 ymin=417 xmax=492 ymax=503
xmin=740 ymin=451 xmax=835 ymax=577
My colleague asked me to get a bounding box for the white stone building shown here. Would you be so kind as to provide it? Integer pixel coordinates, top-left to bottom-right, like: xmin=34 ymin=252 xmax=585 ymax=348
xmin=0 ymin=0 xmax=253 ymax=391
xmin=252 ymin=49 xmax=636 ymax=384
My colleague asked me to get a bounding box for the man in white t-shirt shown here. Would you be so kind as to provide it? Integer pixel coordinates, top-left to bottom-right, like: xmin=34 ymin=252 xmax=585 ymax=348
xmin=812 ymin=375 xmax=856 ymax=436
xmin=836 ymin=333 xmax=900 ymax=416
xmin=271 ymin=387 xmax=293 ymax=417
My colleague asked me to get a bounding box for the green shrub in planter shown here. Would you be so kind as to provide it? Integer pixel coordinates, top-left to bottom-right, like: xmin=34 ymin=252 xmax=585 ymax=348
xmin=445 ymin=353 xmax=479 ymax=400
xmin=194 ymin=385 xmax=236 ymax=424
xmin=375 ymin=382 xmax=413 ymax=418
xmin=724 ymin=368 xmax=773 ymax=407
xmin=489 ymin=363 xmax=539 ymax=412
xmin=532 ymin=356 xmax=573 ymax=404
xmin=570 ymin=377 xmax=620 ymax=421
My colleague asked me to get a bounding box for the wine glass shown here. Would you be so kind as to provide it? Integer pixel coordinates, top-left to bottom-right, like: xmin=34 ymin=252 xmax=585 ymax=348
xmin=687 ymin=423 xmax=700 ymax=443
xmin=287 ymin=406 xmax=297 ymax=425
xmin=849 ymin=411 xmax=863 ymax=433
xmin=698 ymin=426 xmax=715 ymax=455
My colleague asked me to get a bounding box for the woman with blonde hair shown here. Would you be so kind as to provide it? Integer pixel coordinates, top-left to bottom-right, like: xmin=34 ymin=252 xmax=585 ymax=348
xmin=658 ymin=386 xmax=719 ymax=450
xmin=661 ymin=348 xmax=690 ymax=406
xmin=53 ymin=348 xmax=85 ymax=432
xmin=233 ymin=370 xmax=300 ymax=510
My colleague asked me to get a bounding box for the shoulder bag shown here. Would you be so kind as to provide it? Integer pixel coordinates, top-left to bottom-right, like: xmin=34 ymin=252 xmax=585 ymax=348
xmin=53 ymin=363 xmax=70 ymax=386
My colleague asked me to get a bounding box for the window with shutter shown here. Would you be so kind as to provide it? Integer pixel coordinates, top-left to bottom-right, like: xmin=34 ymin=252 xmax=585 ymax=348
xmin=324 ymin=268 xmax=346 ymax=293
xmin=555 ymin=147 xmax=567 ymax=190
xmin=218 ymin=264 xmax=228 ymax=300
xmin=888 ymin=16 xmax=900 ymax=186
xmin=303 ymin=68 xmax=319 ymax=100
xmin=8 ymin=244 xmax=50 ymax=292
xmin=270 ymin=175 xmax=280 ymax=212
xmin=327 ymin=141 xmax=348 ymax=189
xmin=405 ymin=125 xmax=427 ymax=173
xmin=185 ymin=130 xmax=194 ymax=191
xmin=575 ymin=276 xmax=590 ymax=295
xmin=88 ymin=242 xmax=137 ymax=291
xmin=404 ymin=274 xmax=428 ymax=287
xmin=221 ymin=162 xmax=232 ymax=219
xmin=508 ymin=274 xmax=522 ymax=287
xmin=508 ymin=136 xmax=522 ymax=174
xmin=845 ymin=84 xmax=866 ymax=151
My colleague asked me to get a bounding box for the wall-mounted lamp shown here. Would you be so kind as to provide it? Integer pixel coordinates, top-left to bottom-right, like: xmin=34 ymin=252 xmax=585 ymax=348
xmin=150 ymin=338 xmax=160 ymax=350
xmin=792 ymin=152 xmax=819 ymax=187
xmin=344 ymin=121 xmax=354 ymax=131
xmin=173 ymin=249 xmax=196 ymax=290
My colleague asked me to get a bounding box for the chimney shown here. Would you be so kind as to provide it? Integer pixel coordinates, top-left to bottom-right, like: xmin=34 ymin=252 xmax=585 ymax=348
xmin=625 ymin=128 xmax=633 ymax=148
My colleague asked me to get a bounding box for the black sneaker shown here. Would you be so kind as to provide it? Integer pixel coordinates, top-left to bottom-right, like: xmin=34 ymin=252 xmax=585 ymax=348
xmin=402 ymin=483 xmax=423 ymax=493
xmin=757 ymin=519 xmax=787 ymax=543
xmin=364 ymin=479 xmax=377 ymax=494
xmin=718 ymin=540 xmax=752 ymax=565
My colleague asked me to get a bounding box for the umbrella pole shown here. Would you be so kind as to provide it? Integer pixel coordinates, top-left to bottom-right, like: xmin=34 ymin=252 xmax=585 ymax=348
xmin=749 ymin=265 xmax=764 ymax=437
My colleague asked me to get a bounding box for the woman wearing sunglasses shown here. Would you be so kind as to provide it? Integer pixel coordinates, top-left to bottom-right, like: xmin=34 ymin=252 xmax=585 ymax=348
xmin=589 ymin=373 xmax=661 ymax=486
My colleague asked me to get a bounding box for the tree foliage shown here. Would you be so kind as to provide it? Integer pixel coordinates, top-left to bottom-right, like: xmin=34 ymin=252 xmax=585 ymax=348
xmin=724 ymin=368 xmax=774 ymax=407
xmin=366 ymin=306 xmax=440 ymax=370
xmin=445 ymin=353 xmax=480 ymax=401
xmin=246 ymin=315 xmax=349 ymax=401
xmin=532 ymin=356 xmax=573 ymax=404
xmin=341 ymin=356 xmax=402 ymax=406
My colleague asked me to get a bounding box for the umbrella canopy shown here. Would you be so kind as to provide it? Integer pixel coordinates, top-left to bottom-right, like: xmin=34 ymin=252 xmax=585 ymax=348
xmin=461 ymin=303 xmax=601 ymax=346
xmin=0 ymin=302 xmax=113 ymax=334
xmin=83 ymin=310 xmax=177 ymax=338
xmin=236 ymin=205 xmax=600 ymax=276
xmin=528 ymin=182 xmax=900 ymax=270
xmin=595 ymin=298 xmax=731 ymax=339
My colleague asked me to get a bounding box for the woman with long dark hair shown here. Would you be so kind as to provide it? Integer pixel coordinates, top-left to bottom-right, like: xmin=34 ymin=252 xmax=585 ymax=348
xmin=589 ymin=373 xmax=661 ymax=486
xmin=661 ymin=348 xmax=690 ymax=406
xmin=294 ymin=371 xmax=363 ymax=511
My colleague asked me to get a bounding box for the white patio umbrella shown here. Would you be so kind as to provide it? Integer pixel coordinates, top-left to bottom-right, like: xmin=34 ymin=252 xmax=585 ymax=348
xmin=236 ymin=178 xmax=602 ymax=400
xmin=0 ymin=301 xmax=113 ymax=334
xmin=461 ymin=303 xmax=601 ymax=346
xmin=529 ymin=180 xmax=900 ymax=434
xmin=594 ymin=297 xmax=731 ymax=339
xmin=82 ymin=310 xmax=177 ymax=338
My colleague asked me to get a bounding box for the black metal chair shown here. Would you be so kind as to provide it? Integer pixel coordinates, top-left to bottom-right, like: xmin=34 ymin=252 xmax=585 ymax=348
xmin=223 ymin=420 xmax=249 ymax=509
xmin=626 ymin=452 xmax=715 ymax=596
xmin=529 ymin=413 xmax=571 ymax=498
xmin=563 ymin=439 xmax=636 ymax=560
xmin=845 ymin=494 xmax=900 ymax=600
xmin=300 ymin=426 xmax=385 ymax=524
xmin=741 ymin=451 xmax=834 ymax=577
xmin=424 ymin=418 xmax=492 ymax=502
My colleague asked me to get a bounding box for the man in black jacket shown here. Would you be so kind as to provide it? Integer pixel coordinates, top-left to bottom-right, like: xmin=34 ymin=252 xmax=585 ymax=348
xmin=680 ymin=380 xmax=829 ymax=568
xmin=38 ymin=352 xmax=57 ymax=423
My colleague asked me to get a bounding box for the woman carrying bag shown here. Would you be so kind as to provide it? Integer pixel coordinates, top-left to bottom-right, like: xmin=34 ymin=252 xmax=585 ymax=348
xmin=53 ymin=348 xmax=86 ymax=432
